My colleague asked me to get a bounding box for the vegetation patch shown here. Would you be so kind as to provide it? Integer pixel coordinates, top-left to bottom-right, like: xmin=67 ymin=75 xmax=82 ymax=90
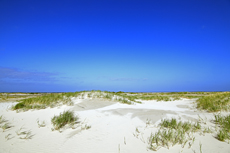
xmin=160 ymin=118 xmax=201 ymax=132
xmin=12 ymin=92 xmax=81 ymax=110
xmin=149 ymin=118 xmax=201 ymax=151
xmin=14 ymin=102 xmax=26 ymax=109
xmin=11 ymin=91 xmax=230 ymax=111
xmin=0 ymin=115 xmax=13 ymax=132
xmin=114 ymin=91 xmax=210 ymax=102
xmin=51 ymin=110 xmax=79 ymax=130
xmin=0 ymin=93 xmax=42 ymax=102
xmin=214 ymin=114 xmax=230 ymax=141
xmin=16 ymin=127 xmax=34 ymax=139
xmin=196 ymin=92 xmax=230 ymax=112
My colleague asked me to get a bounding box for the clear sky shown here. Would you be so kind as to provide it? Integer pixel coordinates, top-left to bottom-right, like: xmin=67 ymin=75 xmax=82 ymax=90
xmin=0 ymin=0 xmax=230 ymax=92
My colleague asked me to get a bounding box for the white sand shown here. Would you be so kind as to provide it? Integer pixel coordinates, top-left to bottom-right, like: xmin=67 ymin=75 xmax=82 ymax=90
xmin=0 ymin=98 xmax=230 ymax=153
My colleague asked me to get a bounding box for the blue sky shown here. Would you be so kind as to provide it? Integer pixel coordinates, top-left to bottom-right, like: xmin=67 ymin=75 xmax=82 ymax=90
xmin=0 ymin=0 xmax=230 ymax=92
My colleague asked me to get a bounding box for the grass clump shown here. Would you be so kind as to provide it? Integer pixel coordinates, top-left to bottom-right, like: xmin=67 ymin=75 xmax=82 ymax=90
xmin=214 ymin=114 xmax=230 ymax=141
xmin=196 ymin=92 xmax=230 ymax=112
xmin=51 ymin=110 xmax=79 ymax=130
xmin=149 ymin=118 xmax=200 ymax=150
xmin=0 ymin=115 xmax=13 ymax=132
xmin=14 ymin=102 xmax=26 ymax=109
xmin=12 ymin=92 xmax=81 ymax=111
xmin=1 ymin=123 xmax=12 ymax=132
xmin=19 ymin=130 xmax=33 ymax=139
xmin=37 ymin=119 xmax=46 ymax=128
xmin=160 ymin=118 xmax=201 ymax=132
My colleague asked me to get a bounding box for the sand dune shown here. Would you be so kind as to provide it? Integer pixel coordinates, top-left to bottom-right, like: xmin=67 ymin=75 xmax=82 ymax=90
xmin=0 ymin=97 xmax=230 ymax=153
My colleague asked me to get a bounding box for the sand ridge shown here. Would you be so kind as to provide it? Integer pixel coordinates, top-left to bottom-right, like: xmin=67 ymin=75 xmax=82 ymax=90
xmin=0 ymin=98 xmax=230 ymax=153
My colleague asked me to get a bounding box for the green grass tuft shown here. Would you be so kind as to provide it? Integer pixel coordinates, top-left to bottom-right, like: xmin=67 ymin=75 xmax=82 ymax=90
xmin=12 ymin=92 xmax=80 ymax=110
xmin=14 ymin=102 xmax=26 ymax=109
xmin=51 ymin=110 xmax=79 ymax=130
xmin=149 ymin=118 xmax=201 ymax=150
xmin=214 ymin=114 xmax=230 ymax=141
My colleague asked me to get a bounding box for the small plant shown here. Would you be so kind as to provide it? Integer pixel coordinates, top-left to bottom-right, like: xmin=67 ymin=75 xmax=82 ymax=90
xmin=203 ymin=127 xmax=212 ymax=133
xmin=1 ymin=123 xmax=12 ymax=132
xmin=217 ymin=130 xmax=229 ymax=141
xmin=133 ymin=127 xmax=142 ymax=138
xmin=37 ymin=119 xmax=46 ymax=128
xmin=16 ymin=128 xmax=28 ymax=135
xmin=146 ymin=118 xmax=152 ymax=127
xmin=19 ymin=130 xmax=33 ymax=139
xmin=81 ymin=124 xmax=91 ymax=130
xmin=5 ymin=133 xmax=12 ymax=140
xmin=188 ymin=136 xmax=196 ymax=148
xmin=199 ymin=142 xmax=203 ymax=153
xmin=194 ymin=122 xmax=201 ymax=131
xmin=198 ymin=115 xmax=207 ymax=124
xmin=15 ymin=127 xmax=34 ymax=139
xmin=16 ymin=127 xmax=24 ymax=135
xmin=51 ymin=110 xmax=79 ymax=130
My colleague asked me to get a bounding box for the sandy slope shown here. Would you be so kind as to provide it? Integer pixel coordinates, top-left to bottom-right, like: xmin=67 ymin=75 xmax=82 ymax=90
xmin=0 ymin=98 xmax=230 ymax=153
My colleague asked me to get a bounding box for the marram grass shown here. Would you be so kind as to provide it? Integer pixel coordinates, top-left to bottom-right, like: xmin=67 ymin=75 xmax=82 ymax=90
xmin=12 ymin=91 xmax=230 ymax=111
xmin=149 ymin=118 xmax=201 ymax=150
xmin=51 ymin=110 xmax=79 ymax=130
xmin=13 ymin=92 xmax=81 ymax=110
xmin=196 ymin=92 xmax=230 ymax=112
xmin=214 ymin=114 xmax=230 ymax=141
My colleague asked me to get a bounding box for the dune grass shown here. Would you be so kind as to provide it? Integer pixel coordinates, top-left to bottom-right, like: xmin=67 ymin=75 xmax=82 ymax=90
xmin=196 ymin=92 xmax=230 ymax=112
xmin=1 ymin=123 xmax=12 ymax=132
xmin=149 ymin=118 xmax=201 ymax=150
xmin=37 ymin=119 xmax=46 ymax=128
xmin=160 ymin=118 xmax=201 ymax=132
xmin=15 ymin=127 xmax=34 ymax=139
xmin=214 ymin=114 xmax=230 ymax=141
xmin=51 ymin=110 xmax=79 ymax=130
xmin=0 ymin=93 xmax=42 ymax=102
xmin=12 ymin=91 xmax=229 ymax=111
xmin=0 ymin=115 xmax=13 ymax=132
xmin=115 ymin=91 xmax=208 ymax=102
xmin=12 ymin=91 xmax=134 ymax=110
xmin=13 ymin=92 xmax=81 ymax=110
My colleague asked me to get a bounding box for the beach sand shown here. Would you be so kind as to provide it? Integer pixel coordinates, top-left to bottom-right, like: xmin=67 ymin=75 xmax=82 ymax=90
xmin=0 ymin=97 xmax=230 ymax=153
